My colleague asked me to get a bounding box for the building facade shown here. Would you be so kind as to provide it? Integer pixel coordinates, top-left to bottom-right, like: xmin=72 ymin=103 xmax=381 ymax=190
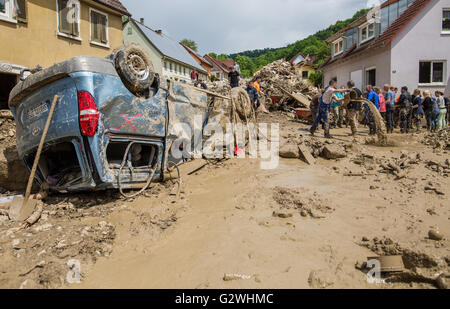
xmin=290 ymin=52 xmax=316 ymax=81
xmin=0 ymin=0 xmax=129 ymax=109
xmin=322 ymin=0 xmax=450 ymax=94
xmin=123 ymin=19 xmax=208 ymax=83
xmin=204 ymin=54 xmax=229 ymax=81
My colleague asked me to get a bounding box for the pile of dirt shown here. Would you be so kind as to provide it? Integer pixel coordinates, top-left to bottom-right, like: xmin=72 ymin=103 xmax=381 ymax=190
xmin=421 ymin=127 xmax=450 ymax=151
xmin=272 ymin=186 xmax=335 ymax=219
xmin=0 ymin=110 xmax=29 ymax=192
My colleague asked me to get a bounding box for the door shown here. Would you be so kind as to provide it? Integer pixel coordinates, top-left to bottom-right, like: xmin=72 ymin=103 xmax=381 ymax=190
xmin=350 ymin=70 xmax=363 ymax=90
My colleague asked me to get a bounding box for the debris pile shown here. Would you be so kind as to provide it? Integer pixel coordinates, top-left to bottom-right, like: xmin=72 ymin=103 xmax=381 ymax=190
xmin=253 ymin=59 xmax=319 ymax=110
xmin=421 ymin=127 xmax=450 ymax=151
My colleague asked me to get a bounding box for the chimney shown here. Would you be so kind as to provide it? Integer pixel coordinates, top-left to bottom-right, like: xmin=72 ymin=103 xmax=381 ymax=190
xmin=155 ymin=29 xmax=162 ymax=35
xmin=140 ymin=18 xmax=145 ymax=25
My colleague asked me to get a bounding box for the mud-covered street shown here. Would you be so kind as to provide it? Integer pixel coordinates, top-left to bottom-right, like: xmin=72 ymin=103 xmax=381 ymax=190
xmin=1 ymin=112 xmax=448 ymax=289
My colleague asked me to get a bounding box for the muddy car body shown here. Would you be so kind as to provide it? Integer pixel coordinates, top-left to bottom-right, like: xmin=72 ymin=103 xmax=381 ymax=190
xmin=9 ymin=55 xmax=209 ymax=192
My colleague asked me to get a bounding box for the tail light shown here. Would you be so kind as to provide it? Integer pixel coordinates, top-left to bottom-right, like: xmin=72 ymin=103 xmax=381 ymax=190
xmin=78 ymin=91 xmax=99 ymax=137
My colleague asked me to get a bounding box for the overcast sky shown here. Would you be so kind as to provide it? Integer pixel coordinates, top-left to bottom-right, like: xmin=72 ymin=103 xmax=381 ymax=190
xmin=121 ymin=0 xmax=375 ymax=55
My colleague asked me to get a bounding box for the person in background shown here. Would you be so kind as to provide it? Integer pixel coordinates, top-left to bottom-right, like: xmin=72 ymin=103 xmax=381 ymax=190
xmin=253 ymin=77 xmax=269 ymax=113
xmin=310 ymin=92 xmax=322 ymax=123
xmin=228 ymin=66 xmax=240 ymax=88
xmin=365 ymin=85 xmax=379 ymax=136
xmin=422 ymin=91 xmax=434 ymax=131
xmin=445 ymin=94 xmax=450 ymax=125
xmin=310 ymin=80 xmax=346 ymax=138
xmin=431 ymin=93 xmax=440 ymax=132
xmin=384 ymin=84 xmax=395 ymax=133
xmin=246 ymin=81 xmax=259 ymax=109
xmin=331 ymin=86 xmax=345 ymax=128
xmin=411 ymin=89 xmax=424 ymax=132
xmin=398 ymin=86 xmax=412 ymax=133
xmin=190 ymin=69 xmax=199 ymax=82
xmin=436 ymin=91 xmax=447 ymax=131
xmin=345 ymin=80 xmax=362 ymax=137
xmin=199 ymin=79 xmax=207 ymax=90
xmin=234 ymin=63 xmax=241 ymax=74
xmin=376 ymin=87 xmax=386 ymax=122
xmin=392 ymin=87 xmax=400 ymax=129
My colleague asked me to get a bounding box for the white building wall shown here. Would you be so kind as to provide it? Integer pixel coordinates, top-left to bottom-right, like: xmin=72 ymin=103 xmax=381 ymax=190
xmin=323 ymin=47 xmax=391 ymax=89
xmin=391 ymin=0 xmax=450 ymax=94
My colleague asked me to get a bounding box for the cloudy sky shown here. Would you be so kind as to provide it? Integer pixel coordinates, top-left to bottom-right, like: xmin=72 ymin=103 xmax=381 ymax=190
xmin=121 ymin=0 xmax=375 ymax=55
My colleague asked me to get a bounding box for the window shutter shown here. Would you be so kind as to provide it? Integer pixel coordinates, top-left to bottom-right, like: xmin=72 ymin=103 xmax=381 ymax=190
xmin=58 ymin=0 xmax=71 ymax=34
xmin=15 ymin=0 xmax=28 ymax=22
xmin=100 ymin=14 xmax=107 ymax=43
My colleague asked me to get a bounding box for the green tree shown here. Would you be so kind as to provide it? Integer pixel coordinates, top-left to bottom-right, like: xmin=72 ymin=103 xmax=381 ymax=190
xmin=181 ymin=39 xmax=198 ymax=52
xmin=208 ymin=52 xmax=218 ymax=59
xmin=218 ymin=54 xmax=233 ymax=61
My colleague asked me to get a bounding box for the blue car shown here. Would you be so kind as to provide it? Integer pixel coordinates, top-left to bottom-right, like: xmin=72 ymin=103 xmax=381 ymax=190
xmin=8 ymin=44 xmax=210 ymax=192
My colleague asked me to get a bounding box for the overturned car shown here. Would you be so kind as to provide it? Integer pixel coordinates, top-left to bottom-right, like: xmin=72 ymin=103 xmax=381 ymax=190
xmin=8 ymin=44 xmax=225 ymax=193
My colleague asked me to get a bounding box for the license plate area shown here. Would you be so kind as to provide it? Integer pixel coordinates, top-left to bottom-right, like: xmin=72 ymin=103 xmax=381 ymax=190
xmin=27 ymin=101 xmax=49 ymax=120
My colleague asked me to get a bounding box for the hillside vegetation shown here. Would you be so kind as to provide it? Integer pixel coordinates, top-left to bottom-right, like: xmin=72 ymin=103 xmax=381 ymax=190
xmin=230 ymin=9 xmax=369 ymax=78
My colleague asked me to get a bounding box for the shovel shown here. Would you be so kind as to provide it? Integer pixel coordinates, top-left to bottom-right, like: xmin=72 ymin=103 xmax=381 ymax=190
xmin=9 ymin=95 xmax=59 ymax=225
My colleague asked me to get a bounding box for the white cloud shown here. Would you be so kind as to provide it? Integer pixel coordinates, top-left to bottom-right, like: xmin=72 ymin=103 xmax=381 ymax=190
xmin=121 ymin=0 xmax=368 ymax=54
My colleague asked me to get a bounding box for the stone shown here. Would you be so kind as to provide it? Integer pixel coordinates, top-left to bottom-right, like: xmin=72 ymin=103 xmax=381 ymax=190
xmin=321 ymin=145 xmax=346 ymax=160
xmin=279 ymin=144 xmax=299 ymax=159
xmin=428 ymin=229 xmax=444 ymax=241
xmin=273 ymin=211 xmax=293 ymax=219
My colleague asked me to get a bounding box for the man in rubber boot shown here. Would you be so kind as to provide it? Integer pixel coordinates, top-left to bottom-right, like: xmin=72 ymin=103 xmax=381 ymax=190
xmin=310 ymin=80 xmax=346 ymax=138
xmin=345 ymin=80 xmax=363 ymax=138
xmin=398 ymin=86 xmax=412 ymax=133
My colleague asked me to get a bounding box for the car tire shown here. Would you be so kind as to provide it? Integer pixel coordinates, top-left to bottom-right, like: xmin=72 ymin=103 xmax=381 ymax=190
xmin=231 ymin=87 xmax=252 ymax=120
xmin=114 ymin=43 xmax=155 ymax=94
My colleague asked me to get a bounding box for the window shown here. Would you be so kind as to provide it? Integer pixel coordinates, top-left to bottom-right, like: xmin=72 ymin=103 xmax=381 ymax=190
xmin=333 ymin=39 xmax=343 ymax=56
xmin=57 ymin=0 xmax=80 ymax=39
xmin=164 ymin=61 xmax=167 ymax=70
xmin=443 ymin=9 xmax=450 ymax=33
xmin=360 ymin=23 xmax=375 ymax=43
xmin=90 ymin=8 xmax=108 ymax=46
xmin=345 ymin=27 xmax=358 ymax=50
xmin=365 ymin=68 xmax=376 ymax=86
xmin=1 ymin=0 xmax=26 ymax=22
xmin=419 ymin=61 xmax=445 ymax=84
xmin=169 ymin=63 xmax=173 ymax=72
xmin=302 ymin=71 xmax=309 ymax=79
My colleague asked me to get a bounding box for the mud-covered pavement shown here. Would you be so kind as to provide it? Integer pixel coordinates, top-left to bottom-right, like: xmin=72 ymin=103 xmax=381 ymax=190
xmin=0 ymin=112 xmax=449 ymax=289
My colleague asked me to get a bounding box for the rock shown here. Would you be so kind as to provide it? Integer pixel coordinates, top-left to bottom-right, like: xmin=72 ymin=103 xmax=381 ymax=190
xmin=428 ymin=229 xmax=444 ymax=241
xmin=273 ymin=211 xmax=293 ymax=219
xmin=279 ymin=144 xmax=299 ymax=159
xmin=308 ymin=270 xmax=335 ymax=289
xmin=321 ymin=145 xmax=346 ymax=160
xmin=298 ymin=144 xmax=315 ymax=165
xmin=12 ymin=239 xmax=21 ymax=249
xmin=300 ymin=210 xmax=308 ymax=217
xmin=436 ymin=275 xmax=448 ymax=290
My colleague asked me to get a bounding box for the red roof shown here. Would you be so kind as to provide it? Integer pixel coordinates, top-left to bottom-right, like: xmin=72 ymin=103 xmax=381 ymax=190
xmin=372 ymin=0 xmax=430 ymax=47
xmin=289 ymin=52 xmax=305 ymax=65
xmin=204 ymin=55 xmax=230 ymax=74
xmin=220 ymin=60 xmax=236 ymax=69
xmin=94 ymin=0 xmax=130 ymax=15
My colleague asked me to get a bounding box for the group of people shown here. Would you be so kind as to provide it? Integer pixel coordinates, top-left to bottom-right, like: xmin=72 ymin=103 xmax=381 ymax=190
xmin=309 ymin=79 xmax=449 ymax=138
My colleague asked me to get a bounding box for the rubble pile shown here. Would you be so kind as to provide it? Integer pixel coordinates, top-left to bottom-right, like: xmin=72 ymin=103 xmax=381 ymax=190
xmin=421 ymin=127 xmax=450 ymax=151
xmin=253 ymin=59 xmax=319 ymax=110
xmin=0 ymin=110 xmax=29 ymax=192
xmin=208 ymin=59 xmax=319 ymax=111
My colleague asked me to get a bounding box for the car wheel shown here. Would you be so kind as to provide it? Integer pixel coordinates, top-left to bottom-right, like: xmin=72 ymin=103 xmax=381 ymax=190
xmin=114 ymin=43 xmax=155 ymax=94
